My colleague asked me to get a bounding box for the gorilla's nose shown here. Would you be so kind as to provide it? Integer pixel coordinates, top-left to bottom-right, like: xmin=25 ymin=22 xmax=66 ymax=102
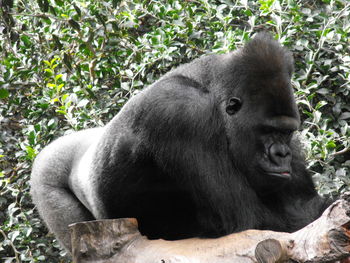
xmin=269 ymin=143 xmax=291 ymax=166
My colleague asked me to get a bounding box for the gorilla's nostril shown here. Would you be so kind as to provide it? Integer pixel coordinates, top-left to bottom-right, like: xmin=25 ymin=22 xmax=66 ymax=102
xmin=276 ymin=150 xmax=289 ymax=158
xmin=269 ymin=143 xmax=291 ymax=164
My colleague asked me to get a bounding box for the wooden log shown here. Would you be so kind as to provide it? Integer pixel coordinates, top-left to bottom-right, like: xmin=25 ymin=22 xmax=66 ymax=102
xmin=69 ymin=193 xmax=350 ymax=263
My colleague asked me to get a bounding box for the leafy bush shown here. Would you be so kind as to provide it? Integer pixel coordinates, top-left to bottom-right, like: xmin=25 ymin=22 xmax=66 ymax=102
xmin=0 ymin=0 xmax=349 ymax=262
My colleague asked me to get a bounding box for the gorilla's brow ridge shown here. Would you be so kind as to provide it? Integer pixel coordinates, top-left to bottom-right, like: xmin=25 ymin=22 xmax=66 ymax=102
xmin=173 ymin=74 xmax=209 ymax=93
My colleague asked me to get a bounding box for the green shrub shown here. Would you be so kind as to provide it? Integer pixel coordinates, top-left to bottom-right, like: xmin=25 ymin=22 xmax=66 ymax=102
xmin=0 ymin=0 xmax=349 ymax=262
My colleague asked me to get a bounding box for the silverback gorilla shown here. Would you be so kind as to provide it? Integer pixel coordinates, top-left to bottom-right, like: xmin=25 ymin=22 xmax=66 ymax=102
xmin=30 ymin=32 xmax=331 ymax=253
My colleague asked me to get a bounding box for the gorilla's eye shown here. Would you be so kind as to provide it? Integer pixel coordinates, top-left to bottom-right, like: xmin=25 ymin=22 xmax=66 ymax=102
xmin=226 ymin=97 xmax=242 ymax=115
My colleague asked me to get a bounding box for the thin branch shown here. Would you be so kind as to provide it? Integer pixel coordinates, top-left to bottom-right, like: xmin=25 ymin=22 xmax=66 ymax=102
xmin=332 ymin=147 xmax=350 ymax=157
xmin=8 ymin=12 xmax=65 ymax=21
xmin=302 ymin=3 xmax=350 ymax=85
xmin=0 ymin=229 xmax=21 ymax=263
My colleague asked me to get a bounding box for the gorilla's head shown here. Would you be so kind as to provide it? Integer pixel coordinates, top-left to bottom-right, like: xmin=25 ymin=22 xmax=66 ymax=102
xmin=219 ymin=33 xmax=300 ymax=193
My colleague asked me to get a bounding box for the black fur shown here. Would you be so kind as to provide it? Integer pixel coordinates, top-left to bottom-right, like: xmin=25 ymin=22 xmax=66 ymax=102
xmin=30 ymin=32 xmax=331 ymax=253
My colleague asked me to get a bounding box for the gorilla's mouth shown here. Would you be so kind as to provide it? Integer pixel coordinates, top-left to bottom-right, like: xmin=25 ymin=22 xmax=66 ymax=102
xmin=266 ymin=171 xmax=291 ymax=180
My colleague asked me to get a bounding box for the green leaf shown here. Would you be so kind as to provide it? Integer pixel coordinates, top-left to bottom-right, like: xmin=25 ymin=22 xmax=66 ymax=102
xmin=21 ymin=35 xmax=32 ymax=47
xmin=61 ymin=93 xmax=69 ymax=102
xmin=77 ymin=99 xmax=89 ymax=107
xmin=69 ymin=19 xmax=81 ymax=32
xmin=56 ymin=110 xmax=67 ymax=115
xmin=315 ymin=101 xmax=327 ymax=110
xmin=0 ymin=88 xmax=9 ymax=99
xmin=48 ymin=119 xmax=56 ymax=127
xmin=43 ymin=60 xmax=51 ymax=66
xmin=326 ymin=141 xmax=336 ymax=149
xmin=50 ymin=57 xmax=58 ymax=65
xmin=73 ymin=3 xmax=81 ymax=17
xmin=316 ymin=88 xmax=329 ymax=95
xmin=45 ymin=68 xmax=54 ymax=75
xmin=26 ymin=146 xmax=37 ymax=160
xmin=55 ymin=74 xmax=63 ymax=81
xmin=339 ymin=112 xmax=350 ymax=120
xmin=57 ymin=84 xmax=64 ymax=92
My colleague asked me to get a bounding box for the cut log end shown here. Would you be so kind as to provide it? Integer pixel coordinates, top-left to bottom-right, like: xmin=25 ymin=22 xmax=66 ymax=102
xmin=255 ymin=239 xmax=284 ymax=263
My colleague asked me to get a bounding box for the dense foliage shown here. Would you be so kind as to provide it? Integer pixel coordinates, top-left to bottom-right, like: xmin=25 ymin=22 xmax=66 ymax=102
xmin=0 ymin=0 xmax=349 ymax=262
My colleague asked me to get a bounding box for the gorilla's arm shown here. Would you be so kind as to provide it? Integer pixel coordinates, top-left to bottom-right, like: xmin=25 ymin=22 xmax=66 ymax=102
xmin=30 ymin=128 xmax=103 ymax=251
xmin=281 ymin=143 xmax=333 ymax=231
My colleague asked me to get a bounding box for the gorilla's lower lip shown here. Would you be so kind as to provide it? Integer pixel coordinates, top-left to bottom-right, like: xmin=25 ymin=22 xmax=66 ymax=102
xmin=267 ymin=172 xmax=291 ymax=179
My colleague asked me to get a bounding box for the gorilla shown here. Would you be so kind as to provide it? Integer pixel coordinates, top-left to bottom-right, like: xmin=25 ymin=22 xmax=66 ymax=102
xmin=30 ymin=32 xmax=331 ymax=253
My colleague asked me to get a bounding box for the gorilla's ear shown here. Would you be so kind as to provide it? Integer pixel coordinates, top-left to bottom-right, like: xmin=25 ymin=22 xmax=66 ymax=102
xmin=226 ymin=97 xmax=242 ymax=115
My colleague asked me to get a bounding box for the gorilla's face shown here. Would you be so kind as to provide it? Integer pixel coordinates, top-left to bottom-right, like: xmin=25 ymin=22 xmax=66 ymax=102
xmin=223 ymin=72 xmax=300 ymax=193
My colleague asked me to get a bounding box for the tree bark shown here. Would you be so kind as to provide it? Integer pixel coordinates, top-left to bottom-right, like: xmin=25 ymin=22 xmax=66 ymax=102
xmin=69 ymin=193 xmax=350 ymax=263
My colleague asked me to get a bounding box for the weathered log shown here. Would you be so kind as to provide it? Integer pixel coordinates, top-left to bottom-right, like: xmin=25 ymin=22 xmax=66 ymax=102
xmin=69 ymin=193 xmax=350 ymax=263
